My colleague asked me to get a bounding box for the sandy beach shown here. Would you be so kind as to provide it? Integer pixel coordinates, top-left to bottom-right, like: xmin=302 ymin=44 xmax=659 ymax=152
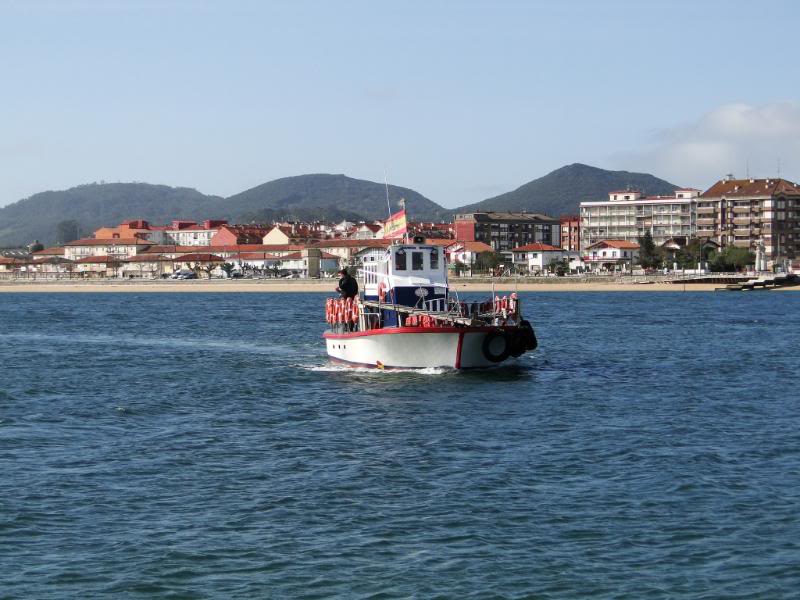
xmin=0 ymin=278 xmax=780 ymax=293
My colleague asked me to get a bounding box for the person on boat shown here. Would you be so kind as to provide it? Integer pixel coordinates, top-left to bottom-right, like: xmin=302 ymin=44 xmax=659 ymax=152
xmin=336 ymin=268 xmax=358 ymax=299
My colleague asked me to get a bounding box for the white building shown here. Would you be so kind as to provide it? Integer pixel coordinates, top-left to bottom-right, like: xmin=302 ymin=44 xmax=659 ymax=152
xmin=511 ymin=243 xmax=580 ymax=274
xmin=444 ymin=241 xmax=493 ymax=272
xmin=63 ymin=238 xmax=151 ymax=261
xmin=582 ymin=240 xmax=640 ymax=272
xmin=580 ymin=189 xmax=700 ymax=250
xmin=162 ymin=220 xmax=227 ymax=246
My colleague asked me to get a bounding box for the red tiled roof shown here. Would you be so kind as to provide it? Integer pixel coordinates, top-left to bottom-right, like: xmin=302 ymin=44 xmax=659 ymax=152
xmin=447 ymin=241 xmax=493 ymax=253
xmin=700 ymin=178 xmax=800 ymax=198
xmin=511 ymin=243 xmax=562 ymax=252
xmin=235 ymin=252 xmax=283 ymax=260
xmin=75 ymin=255 xmax=125 ymax=264
xmin=140 ymin=244 xmax=307 ymax=254
xmin=174 ymin=253 xmax=225 ymax=262
xmin=587 ymin=240 xmax=640 ymax=250
xmin=122 ymin=255 xmax=173 ymax=262
xmin=67 ymin=237 xmax=151 ymax=246
xmin=279 ymin=251 xmax=339 ymax=260
xmin=32 ymin=246 xmax=66 ymax=256
xmin=311 ymin=239 xmax=392 ymax=248
xmin=0 ymin=256 xmax=27 ymax=265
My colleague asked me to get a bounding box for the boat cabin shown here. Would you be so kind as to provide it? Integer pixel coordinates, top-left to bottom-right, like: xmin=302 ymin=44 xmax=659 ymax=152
xmin=361 ymin=238 xmax=448 ymax=326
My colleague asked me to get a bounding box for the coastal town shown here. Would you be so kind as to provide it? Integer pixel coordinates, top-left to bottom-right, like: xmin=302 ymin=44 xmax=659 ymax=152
xmin=1 ymin=175 xmax=798 ymax=281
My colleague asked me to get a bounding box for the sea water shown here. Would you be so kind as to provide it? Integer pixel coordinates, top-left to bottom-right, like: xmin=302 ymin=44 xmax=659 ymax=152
xmin=1 ymin=291 xmax=799 ymax=598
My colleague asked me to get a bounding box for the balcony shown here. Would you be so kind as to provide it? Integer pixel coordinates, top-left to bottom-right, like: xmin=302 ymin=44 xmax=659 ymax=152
xmin=732 ymin=218 xmax=752 ymax=226
xmin=696 ymin=229 xmax=716 ymax=237
xmin=697 ymin=218 xmax=716 ymax=226
xmin=696 ymin=206 xmax=716 ymax=214
xmin=732 ymin=206 xmax=751 ymax=214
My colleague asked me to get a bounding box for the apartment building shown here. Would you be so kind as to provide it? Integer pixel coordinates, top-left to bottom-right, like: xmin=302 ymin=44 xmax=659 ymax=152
xmin=454 ymin=212 xmax=561 ymax=253
xmin=696 ymin=177 xmax=800 ymax=262
xmin=560 ymin=216 xmax=580 ymax=251
xmin=580 ymin=189 xmax=699 ymax=250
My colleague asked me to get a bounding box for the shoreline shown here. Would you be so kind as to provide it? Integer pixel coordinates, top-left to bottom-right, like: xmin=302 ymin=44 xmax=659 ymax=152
xmin=0 ymin=279 xmax=791 ymax=293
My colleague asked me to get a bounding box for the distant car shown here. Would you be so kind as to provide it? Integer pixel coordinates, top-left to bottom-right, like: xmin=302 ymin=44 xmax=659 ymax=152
xmin=170 ymin=269 xmax=197 ymax=280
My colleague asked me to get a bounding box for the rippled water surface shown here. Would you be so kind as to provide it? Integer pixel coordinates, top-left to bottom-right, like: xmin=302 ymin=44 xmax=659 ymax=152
xmin=1 ymin=291 xmax=799 ymax=598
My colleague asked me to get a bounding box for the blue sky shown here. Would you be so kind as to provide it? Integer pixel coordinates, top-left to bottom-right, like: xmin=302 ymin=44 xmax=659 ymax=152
xmin=1 ymin=0 xmax=799 ymax=208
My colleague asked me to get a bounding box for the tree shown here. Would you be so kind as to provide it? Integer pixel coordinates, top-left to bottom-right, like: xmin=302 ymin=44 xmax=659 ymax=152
xmin=450 ymin=259 xmax=466 ymax=275
xmin=475 ymin=251 xmax=503 ymax=274
xmin=637 ymin=230 xmax=658 ymax=268
xmin=707 ymin=247 xmax=754 ymax=272
xmin=220 ymin=262 xmax=235 ymax=278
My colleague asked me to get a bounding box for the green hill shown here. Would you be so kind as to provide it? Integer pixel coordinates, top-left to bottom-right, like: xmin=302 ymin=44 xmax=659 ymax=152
xmin=0 ymin=175 xmax=446 ymax=247
xmin=0 ymin=166 xmax=681 ymax=247
xmin=224 ymin=174 xmax=446 ymax=222
xmin=0 ymin=183 xmax=222 ymax=247
xmin=453 ymin=163 xmax=680 ymax=216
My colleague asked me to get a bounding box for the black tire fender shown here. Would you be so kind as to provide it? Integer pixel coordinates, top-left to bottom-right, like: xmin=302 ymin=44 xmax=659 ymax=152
xmin=519 ymin=319 xmax=538 ymax=351
xmin=482 ymin=329 xmax=511 ymax=363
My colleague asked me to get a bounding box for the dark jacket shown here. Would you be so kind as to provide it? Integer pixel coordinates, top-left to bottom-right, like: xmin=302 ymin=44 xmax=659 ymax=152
xmin=337 ymin=273 xmax=358 ymax=298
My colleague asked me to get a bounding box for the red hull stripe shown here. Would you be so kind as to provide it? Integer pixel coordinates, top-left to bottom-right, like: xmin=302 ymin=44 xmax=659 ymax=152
xmin=323 ymin=326 xmax=513 ymax=340
xmin=455 ymin=331 xmax=465 ymax=369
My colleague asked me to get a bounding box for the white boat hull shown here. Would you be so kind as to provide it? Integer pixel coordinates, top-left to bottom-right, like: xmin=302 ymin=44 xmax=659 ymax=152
xmin=324 ymin=326 xmax=522 ymax=369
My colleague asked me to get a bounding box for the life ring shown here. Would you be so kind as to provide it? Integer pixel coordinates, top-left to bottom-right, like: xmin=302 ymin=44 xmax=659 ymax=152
xmin=351 ymin=299 xmax=359 ymax=323
xmin=378 ymin=281 xmax=388 ymax=303
xmin=482 ymin=329 xmax=511 ymax=363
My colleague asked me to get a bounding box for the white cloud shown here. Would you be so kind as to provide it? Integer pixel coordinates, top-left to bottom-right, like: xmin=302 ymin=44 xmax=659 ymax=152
xmin=617 ymin=102 xmax=800 ymax=188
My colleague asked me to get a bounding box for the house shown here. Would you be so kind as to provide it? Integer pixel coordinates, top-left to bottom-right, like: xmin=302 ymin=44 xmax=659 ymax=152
xmin=348 ymin=223 xmax=384 ymax=240
xmin=94 ymin=219 xmax=168 ymax=243
xmin=163 ymin=220 xmax=228 ymax=246
xmin=445 ymin=241 xmax=493 ymax=273
xmin=310 ymin=239 xmax=392 ymax=264
xmin=63 ymin=238 xmax=151 ymax=261
xmin=277 ymin=250 xmax=341 ymax=277
xmin=210 ymin=224 xmax=271 ymax=246
xmin=262 ymin=223 xmax=330 ymax=245
xmin=0 ymin=256 xmax=27 ymax=275
xmin=120 ymin=254 xmax=173 ymax=278
xmin=73 ymin=255 xmax=126 ymax=278
xmin=172 ymin=253 xmax=226 ymax=277
xmin=583 ymin=240 xmax=640 ymax=272
xmin=511 ymin=243 xmax=579 ymax=274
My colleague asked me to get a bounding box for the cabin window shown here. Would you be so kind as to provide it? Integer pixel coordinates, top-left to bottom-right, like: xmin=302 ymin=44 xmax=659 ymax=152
xmin=395 ymin=250 xmax=406 ymax=270
xmin=430 ymin=249 xmax=439 ymax=269
xmin=412 ymin=251 xmax=424 ymax=270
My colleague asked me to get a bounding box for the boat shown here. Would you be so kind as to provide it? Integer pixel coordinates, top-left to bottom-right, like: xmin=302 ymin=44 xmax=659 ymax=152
xmin=323 ymin=237 xmax=537 ymax=369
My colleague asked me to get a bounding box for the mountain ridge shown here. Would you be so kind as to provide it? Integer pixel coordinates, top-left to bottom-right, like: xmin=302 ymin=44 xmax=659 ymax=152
xmin=451 ymin=163 xmax=681 ymax=216
xmin=0 ymin=165 xmax=683 ymax=246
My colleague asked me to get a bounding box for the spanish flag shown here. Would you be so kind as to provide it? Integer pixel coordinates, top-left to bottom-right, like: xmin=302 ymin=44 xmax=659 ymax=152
xmin=383 ymin=208 xmax=407 ymax=239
